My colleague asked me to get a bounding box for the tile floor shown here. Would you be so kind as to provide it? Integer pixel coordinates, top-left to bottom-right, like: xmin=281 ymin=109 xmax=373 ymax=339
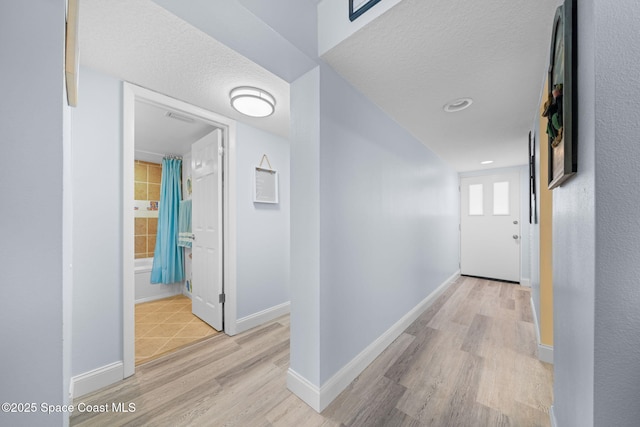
xmin=135 ymin=294 xmax=218 ymax=365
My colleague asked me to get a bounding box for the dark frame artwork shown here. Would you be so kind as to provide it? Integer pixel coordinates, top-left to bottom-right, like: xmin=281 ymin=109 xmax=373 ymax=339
xmin=543 ymin=0 xmax=577 ymax=189
xmin=529 ymin=132 xmax=537 ymax=224
xmin=349 ymin=0 xmax=383 ymax=21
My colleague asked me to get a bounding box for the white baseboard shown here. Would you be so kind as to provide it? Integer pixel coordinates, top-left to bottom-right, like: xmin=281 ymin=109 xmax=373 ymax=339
xmin=530 ymin=296 xmax=541 ymax=344
xmin=550 ymin=405 xmax=557 ymax=427
xmin=287 ymin=368 xmax=321 ymax=411
xmin=520 ymin=278 xmax=531 ymax=287
xmin=71 ymin=361 xmax=124 ymax=399
xmin=288 ymin=270 xmax=460 ymax=413
xmin=234 ymin=301 xmax=291 ymax=335
xmin=134 ymin=287 xmax=182 ymax=304
xmin=538 ymin=344 xmax=554 ymax=364
xmin=530 ymin=296 xmax=554 ymax=364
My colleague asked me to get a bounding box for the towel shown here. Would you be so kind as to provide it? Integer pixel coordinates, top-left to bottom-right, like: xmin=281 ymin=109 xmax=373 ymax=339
xmin=177 ymin=199 xmax=192 ymax=248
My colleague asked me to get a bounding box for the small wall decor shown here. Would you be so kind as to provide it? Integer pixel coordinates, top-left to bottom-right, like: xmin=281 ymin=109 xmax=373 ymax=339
xmin=254 ymin=154 xmax=278 ymax=204
xmin=543 ymin=0 xmax=577 ymax=189
xmin=349 ymin=0 xmax=383 ymax=21
xmin=65 ymin=0 xmax=79 ymax=107
xmin=529 ymin=131 xmax=537 ymax=224
xmin=186 ymin=176 xmax=192 ymax=196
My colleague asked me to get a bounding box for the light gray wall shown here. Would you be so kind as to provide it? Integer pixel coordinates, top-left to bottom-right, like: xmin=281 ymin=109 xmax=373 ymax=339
xmin=70 ymin=66 xmax=291 ymax=378
xmin=236 ymin=122 xmax=291 ymax=318
xmin=71 ymin=67 xmax=123 ymax=376
xmin=592 ymin=0 xmax=640 ymax=424
xmin=0 ymin=1 xmax=68 ymax=426
xmin=237 ymin=0 xmax=318 ymax=59
xmin=318 ymin=64 xmax=460 ymax=383
xmin=289 ymin=67 xmax=322 ymax=385
xmin=552 ymin=0 xmax=596 ymax=426
xmin=552 ymin=0 xmax=640 ymax=425
xmin=459 ymin=165 xmax=531 ymax=285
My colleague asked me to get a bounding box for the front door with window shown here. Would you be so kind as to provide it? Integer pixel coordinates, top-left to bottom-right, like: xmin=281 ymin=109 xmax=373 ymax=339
xmin=460 ymin=173 xmax=520 ymax=282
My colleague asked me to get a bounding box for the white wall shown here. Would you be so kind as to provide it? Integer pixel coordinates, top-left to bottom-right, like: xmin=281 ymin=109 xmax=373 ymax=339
xmin=317 ymin=64 xmax=460 ymax=384
xmin=70 ymin=67 xmax=123 ymax=376
xmin=552 ymin=0 xmax=640 ymax=426
xmin=289 ymin=67 xmax=322 ymax=388
xmin=553 ymin=1 xmax=596 ymax=425
xmin=236 ymin=123 xmax=291 ymax=319
xmin=288 ymin=63 xmax=460 ymax=407
xmin=70 ymin=66 xmax=291 ymax=382
xmin=591 ymin=0 xmax=640 ymax=424
xmin=237 ymin=0 xmax=318 ymax=59
xmin=0 ymin=1 xmax=69 ymax=426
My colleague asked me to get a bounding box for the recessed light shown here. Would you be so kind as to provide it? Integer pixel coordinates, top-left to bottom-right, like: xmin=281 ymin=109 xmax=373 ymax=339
xmin=443 ymin=98 xmax=473 ymax=113
xmin=230 ymin=86 xmax=276 ymax=118
xmin=481 ymin=160 xmax=494 ymax=165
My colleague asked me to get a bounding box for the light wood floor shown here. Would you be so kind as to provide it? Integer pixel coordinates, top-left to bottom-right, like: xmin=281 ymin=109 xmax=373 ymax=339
xmin=135 ymin=295 xmax=218 ymax=365
xmin=71 ymin=276 xmax=553 ymax=426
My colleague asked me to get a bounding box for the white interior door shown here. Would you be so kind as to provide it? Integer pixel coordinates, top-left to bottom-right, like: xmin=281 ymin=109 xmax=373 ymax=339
xmin=191 ymin=129 xmax=223 ymax=330
xmin=460 ymin=173 xmax=520 ymax=282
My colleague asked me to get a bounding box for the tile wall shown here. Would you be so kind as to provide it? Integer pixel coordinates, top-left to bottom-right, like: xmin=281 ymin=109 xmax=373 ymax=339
xmin=135 ymin=160 xmax=162 ymax=259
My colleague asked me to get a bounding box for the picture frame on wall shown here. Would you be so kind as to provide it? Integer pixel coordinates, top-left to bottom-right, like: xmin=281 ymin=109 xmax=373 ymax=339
xmin=543 ymin=0 xmax=577 ymax=189
xmin=349 ymin=0 xmax=383 ymax=22
xmin=529 ymin=131 xmax=537 ymax=224
xmin=254 ymin=167 xmax=279 ymax=204
xmin=65 ymin=0 xmax=79 ymax=107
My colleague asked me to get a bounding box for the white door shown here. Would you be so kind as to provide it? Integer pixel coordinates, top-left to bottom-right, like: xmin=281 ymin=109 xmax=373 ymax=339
xmin=191 ymin=129 xmax=223 ymax=330
xmin=460 ymin=173 xmax=520 ymax=282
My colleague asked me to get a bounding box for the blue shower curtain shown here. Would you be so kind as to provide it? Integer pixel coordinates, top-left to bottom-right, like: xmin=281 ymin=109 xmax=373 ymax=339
xmin=151 ymin=158 xmax=184 ymax=284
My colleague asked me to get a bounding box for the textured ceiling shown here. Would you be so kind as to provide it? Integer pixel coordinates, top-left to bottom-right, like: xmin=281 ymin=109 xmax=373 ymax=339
xmin=322 ymin=0 xmax=562 ymax=171
xmin=80 ymin=0 xmax=563 ymax=172
xmin=79 ymin=0 xmax=290 ymax=139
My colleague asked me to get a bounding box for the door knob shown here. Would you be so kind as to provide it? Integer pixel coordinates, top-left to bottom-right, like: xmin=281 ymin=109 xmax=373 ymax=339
xmin=513 ymin=235 xmax=519 ymax=240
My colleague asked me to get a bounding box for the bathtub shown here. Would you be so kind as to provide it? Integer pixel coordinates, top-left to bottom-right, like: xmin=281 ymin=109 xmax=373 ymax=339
xmin=135 ymin=258 xmax=182 ymax=304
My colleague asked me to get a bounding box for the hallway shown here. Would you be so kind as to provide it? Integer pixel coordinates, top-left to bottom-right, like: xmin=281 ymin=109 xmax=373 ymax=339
xmin=70 ymin=276 xmax=552 ymax=426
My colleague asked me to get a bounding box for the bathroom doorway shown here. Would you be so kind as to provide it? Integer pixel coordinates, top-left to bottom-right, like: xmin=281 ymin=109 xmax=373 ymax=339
xmin=122 ymin=83 xmax=239 ymax=377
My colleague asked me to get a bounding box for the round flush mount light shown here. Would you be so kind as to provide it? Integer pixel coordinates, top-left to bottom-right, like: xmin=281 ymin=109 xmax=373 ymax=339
xmin=480 ymin=160 xmax=494 ymax=165
xmin=443 ymin=98 xmax=473 ymax=113
xmin=230 ymin=86 xmax=276 ymax=118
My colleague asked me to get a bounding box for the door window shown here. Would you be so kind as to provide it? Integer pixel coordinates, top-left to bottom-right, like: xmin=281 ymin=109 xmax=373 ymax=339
xmin=493 ymin=181 xmax=510 ymax=215
xmin=469 ymin=184 xmax=484 ymax=216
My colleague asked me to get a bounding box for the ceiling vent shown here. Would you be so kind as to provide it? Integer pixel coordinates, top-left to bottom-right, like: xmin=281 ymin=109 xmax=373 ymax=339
xmin=165 ymin=111 xmax=195 ymax=123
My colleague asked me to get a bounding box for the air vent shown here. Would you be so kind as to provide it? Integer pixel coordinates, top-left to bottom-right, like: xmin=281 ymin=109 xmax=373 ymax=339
xmin=165 ymin=111 xmax=195 ymax=123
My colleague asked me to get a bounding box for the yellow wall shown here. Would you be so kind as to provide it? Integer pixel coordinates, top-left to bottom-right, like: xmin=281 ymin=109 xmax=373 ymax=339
xmin=539 ymin=83 xmax=554 ymax=346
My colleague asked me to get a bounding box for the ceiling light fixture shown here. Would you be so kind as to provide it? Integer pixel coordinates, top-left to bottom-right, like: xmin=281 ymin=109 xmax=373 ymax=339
xmin=481 ymin=160 xmax=494 ymax=165
xmin=443 ymin=98 xmax=473 ymax=113
xmin=230 ymin=86 xmax=276 ymax=118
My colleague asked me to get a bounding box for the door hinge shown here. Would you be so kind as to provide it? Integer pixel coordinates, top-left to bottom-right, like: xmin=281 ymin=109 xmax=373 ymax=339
xmin=219 ymin=293 xmax=226 ymax=304
xmin=219 ymin=146 xmax=225 ymax=156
